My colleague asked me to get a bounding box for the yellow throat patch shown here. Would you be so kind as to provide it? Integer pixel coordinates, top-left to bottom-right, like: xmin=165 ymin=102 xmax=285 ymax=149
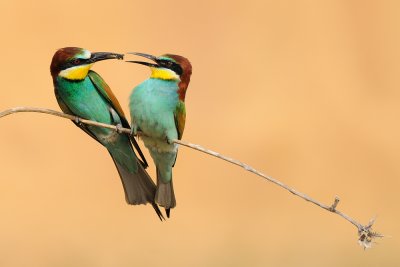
xmin=150 ymin=67 xmax=180 ymax=81
xmin=59 ymin=64 xmax=93 ymax=80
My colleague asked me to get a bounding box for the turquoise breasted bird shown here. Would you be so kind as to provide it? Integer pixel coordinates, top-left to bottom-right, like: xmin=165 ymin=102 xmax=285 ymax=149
xmin=50 ymin=47 xmax=164 ymax=220
xmin=128 ymin=52 xmax=192 ymax=217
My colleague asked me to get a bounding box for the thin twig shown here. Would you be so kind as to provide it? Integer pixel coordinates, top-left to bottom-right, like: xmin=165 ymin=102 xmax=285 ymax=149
xmin=0 ymin=106 xmax=383 ymax=248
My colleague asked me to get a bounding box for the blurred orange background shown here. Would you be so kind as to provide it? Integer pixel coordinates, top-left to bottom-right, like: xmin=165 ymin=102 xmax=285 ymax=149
xmin=0 ymin=0 xmax=399 ymax=266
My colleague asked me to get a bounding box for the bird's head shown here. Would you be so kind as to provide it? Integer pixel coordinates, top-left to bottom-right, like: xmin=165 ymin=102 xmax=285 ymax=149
xmin=127 ymin=52 xmax=192 ymax=100
xmin=50 ymin=47 xmax=123 ymax=80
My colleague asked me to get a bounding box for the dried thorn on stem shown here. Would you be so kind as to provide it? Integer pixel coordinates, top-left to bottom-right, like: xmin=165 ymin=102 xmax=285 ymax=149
xmin=329 ymin=196 xmax=340 ymax=212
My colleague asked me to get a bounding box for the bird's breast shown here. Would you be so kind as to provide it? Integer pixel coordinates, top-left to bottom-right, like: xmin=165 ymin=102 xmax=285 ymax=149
xmin=130 ymin=80 xmax=179 ymax=152
xmin=55 ymin=77 xmax=120 ymax=145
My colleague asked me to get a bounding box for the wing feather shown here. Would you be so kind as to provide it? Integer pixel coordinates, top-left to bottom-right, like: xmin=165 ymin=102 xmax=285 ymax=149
xmin=174 ymin=100 xmax=186 ymax=140
xmin=88 ymin=70 xmax=148 ymax=167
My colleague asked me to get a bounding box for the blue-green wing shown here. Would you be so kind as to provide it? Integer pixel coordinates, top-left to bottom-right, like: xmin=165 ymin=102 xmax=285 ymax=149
xmin=174 ymin=100 xmax=186 ymax=140
xmin=171 ymin=101 xmax=186 ymax=167
xmin=88 ymin=70 xmax=129 ymax=127
xmin=88 ymin=70 xmax=148 ymax=167
xmin=55 ymin=88 xmax=101 ymax=143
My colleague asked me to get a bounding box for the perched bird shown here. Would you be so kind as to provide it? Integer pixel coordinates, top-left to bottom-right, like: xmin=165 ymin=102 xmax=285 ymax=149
xmin=128 ymin=52 xmax=192 ymax=217
xmin=50 ymin=47 xmax=164 ymax=220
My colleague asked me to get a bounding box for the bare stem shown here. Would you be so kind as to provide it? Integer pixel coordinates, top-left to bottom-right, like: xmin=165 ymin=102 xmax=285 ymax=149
xmin=0 ymin=106 xmax=383 ymax=248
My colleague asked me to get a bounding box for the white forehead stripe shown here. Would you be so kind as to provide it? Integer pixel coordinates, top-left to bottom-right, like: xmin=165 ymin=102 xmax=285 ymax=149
xmin=77 ymin=50 xmax=91 ymax=59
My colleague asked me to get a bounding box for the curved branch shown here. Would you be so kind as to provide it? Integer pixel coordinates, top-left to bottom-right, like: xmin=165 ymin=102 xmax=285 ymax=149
xmin=0 ymin=106 xmax=383 ymax=249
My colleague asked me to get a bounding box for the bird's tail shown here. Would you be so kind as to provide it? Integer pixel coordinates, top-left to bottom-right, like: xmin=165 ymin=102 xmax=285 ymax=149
xmin=108 ymin=148 xmax=165 ymax=221
xmin=155 ymin=168 xmax=176 ymax=218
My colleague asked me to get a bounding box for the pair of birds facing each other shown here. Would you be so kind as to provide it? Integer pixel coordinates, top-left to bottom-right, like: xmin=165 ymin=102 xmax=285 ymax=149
xmin=50 ymin=47 xmax=192 ymax=220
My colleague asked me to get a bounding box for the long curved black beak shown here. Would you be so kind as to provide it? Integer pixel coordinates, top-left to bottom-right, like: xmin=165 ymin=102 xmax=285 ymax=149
xmin=90 ymin=52 xmax=124 ymax=63
xmin=126 ymin=52 xmax=159 ymax=67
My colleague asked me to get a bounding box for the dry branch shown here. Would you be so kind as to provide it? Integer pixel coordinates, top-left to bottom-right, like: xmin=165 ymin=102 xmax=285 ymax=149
xmin=0 ymin=106 xmax=383 ymax=249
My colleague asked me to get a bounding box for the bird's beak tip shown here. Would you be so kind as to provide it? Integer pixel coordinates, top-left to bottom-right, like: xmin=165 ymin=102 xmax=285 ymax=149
xmin=91 ymin=52 xmax=124 ymax=62
xmin=127 ymin=52 xmax=158 ymax=62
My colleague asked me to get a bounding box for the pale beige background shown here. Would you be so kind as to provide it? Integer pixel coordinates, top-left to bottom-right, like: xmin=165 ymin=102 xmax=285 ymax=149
xmin=0 ymin=0 xmax=399 ymax=266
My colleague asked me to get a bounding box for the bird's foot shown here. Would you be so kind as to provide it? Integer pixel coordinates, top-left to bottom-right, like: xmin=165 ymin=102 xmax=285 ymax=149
xmin=165 ymin=136 xmax=173 ymax=144
xmin=130 ymin=126 xmax=138 ymax=137
xmin=115 ymin=124 xmax=123 ymax=134
xmin=74 ymin=116 xmax=81 ymax=125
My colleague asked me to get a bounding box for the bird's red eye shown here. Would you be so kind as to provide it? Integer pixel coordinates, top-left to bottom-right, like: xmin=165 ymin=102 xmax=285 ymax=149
xmin=72 ymin=59 xmax=81 ymax=65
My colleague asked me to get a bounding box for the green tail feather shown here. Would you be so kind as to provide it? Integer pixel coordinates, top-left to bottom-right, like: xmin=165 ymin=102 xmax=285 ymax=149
xmin=155 ymin=167 xmax=176 ymax=216
xmin=108 ymin=139 xmax=165 ymax=221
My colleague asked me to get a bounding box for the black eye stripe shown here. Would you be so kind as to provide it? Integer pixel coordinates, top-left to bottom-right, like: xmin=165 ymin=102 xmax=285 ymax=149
xmin=72 ymin=58 xmax=88 ymax=64
xmin=159 ymin=60 xmax=183 ymax=75
xmin=60 ymin=58 xmax=89 ymax=70
xmin=172 ymin=64 xmax=183 ymax=76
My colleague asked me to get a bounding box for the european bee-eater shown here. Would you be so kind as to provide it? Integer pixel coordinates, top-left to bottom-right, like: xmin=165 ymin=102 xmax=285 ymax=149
xmin=128 ymin=53 xmax=192 ymax=217
xmin=50 ymin=47 xmax=164 ymax=220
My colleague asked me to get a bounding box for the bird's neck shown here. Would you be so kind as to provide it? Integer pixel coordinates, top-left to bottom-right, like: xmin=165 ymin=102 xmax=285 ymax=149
xmin=54 ymin=75 xmax=88 ymax=90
